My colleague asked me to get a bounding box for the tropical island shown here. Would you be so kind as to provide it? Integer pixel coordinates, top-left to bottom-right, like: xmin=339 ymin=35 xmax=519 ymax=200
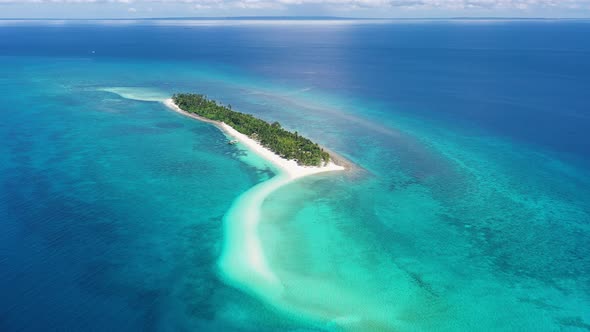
xmin=161 ymin=92 xmax=345 ymax=320
xmin=95 ymin=87 xmax=347 ymax=328
xmin=172 ymin=93 xmax=331 ymax=166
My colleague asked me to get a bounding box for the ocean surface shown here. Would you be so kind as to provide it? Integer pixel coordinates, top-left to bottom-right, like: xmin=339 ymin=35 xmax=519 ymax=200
xmin=1 ymin=19 xmax=589 ymax=331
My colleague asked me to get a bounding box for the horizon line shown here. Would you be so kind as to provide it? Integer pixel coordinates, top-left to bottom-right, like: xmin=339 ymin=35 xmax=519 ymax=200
xmin=1 ymin=16 xmax=590 ymax=21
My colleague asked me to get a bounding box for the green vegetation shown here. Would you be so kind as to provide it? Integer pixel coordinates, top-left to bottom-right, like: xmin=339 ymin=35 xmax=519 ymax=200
xmin=173 ymin=93 xmax=331 ymax=166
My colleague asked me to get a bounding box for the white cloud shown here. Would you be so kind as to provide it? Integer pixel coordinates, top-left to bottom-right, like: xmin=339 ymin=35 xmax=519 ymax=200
xmin=1 ymin=0 xmax=589 ymax=12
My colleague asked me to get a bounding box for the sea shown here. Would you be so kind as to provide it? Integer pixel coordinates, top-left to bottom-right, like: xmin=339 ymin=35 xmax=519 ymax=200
xmin=0 ymin=19 xmax=589 ymax=331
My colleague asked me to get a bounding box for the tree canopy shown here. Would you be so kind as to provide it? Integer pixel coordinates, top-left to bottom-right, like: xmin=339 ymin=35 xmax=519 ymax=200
xmin=173 ymin=93 xmax=331 ymax=167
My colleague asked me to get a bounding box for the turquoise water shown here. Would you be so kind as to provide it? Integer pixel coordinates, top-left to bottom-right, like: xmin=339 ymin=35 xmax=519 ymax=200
xmin=1 ymin=21 xmax=590 ymax=331
xmin=255 ymin=84 xmax=590 ymax=330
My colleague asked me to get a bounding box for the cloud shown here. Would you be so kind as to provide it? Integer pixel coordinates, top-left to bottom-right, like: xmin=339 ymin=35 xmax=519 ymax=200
xmin=1 ymin=0 xmax=589 ymax=11
xmin=0 ymin=0 xmax=135 ymax=3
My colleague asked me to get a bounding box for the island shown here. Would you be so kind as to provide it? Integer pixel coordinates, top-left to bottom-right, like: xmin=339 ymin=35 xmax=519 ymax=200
xmin=159 ymin=92 xmax=345 ymax=313
xmin=172 ymin=93 xmax=331 ymax=166
xmin=99 ymin=87 xmax=349 ymax=329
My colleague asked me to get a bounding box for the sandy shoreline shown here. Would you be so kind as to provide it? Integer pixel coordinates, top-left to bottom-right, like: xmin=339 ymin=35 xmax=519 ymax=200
xmin=163 ymin=98 xmax=345 ymax=178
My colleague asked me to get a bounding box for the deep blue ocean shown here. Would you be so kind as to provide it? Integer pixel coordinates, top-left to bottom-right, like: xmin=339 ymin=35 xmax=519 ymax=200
xmin=1 ymin=19 xmax=589 ymax=331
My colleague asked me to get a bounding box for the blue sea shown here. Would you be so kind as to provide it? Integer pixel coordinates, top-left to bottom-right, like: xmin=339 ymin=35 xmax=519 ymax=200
xmin=1 ymin=19 xmax=589 ymax=331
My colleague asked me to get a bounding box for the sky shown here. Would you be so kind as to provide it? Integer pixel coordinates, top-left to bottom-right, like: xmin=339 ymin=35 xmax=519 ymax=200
xmin=1 ymin=0 xmax=590 ymax=19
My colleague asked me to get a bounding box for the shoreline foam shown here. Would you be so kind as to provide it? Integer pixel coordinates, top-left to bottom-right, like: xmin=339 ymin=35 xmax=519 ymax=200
xmin=163 ymin=98 xmax=345 ymax=314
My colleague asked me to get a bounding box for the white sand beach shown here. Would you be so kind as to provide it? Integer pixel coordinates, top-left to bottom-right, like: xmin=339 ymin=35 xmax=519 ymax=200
xmin=163 ymin=98 xmax=344 ymax=179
